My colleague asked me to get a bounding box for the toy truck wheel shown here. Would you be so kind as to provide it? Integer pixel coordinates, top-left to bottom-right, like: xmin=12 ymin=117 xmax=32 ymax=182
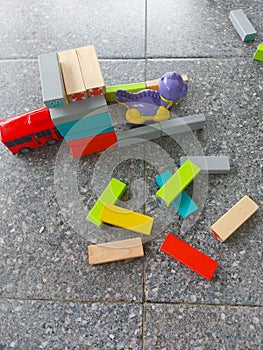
xmin=46 ymin=139 xmax=57 ymax=146
xmin=19 ymin=147 xmax=31 ymax=154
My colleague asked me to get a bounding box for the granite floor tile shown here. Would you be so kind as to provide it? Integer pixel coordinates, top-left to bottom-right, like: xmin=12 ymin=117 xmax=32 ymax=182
xmin=0 ymin=300 xmax=142 ymax=349
xmin=0 ymin=144 xmax=145 ymax=301
xmin=147 ymin=0 xmax=262 ymax=58
xmin=0 ymin=0 xmax=145 ymax=59
xmin=145 ymin=303 xmax=263 ymax=350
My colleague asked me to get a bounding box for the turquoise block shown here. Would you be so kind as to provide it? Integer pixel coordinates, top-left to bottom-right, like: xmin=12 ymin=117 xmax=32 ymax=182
xmin=155 ymin=170 xmax=198 ymax=218
xmin=55 ymin=112 xmax=114 ymax=136
xmin=64 ymin=126 xmax=115 ymax=142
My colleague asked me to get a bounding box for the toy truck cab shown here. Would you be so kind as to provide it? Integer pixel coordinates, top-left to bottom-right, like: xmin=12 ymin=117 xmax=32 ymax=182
xmin=0 ymin=107 xmax=63 ymax=154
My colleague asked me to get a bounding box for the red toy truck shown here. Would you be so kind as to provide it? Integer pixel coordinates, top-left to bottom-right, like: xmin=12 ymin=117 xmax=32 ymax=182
xmin=0 ymin=107 xmax=63 ymax=154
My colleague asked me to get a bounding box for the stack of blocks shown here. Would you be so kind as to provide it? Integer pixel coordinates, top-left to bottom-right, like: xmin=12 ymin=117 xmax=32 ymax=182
xmin=38 ymin=45 xmax=117 ymax=158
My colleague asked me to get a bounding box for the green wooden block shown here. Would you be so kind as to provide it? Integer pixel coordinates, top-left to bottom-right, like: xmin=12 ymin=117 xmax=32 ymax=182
xmin=253 ymin=44 xmax=263 ymax=62
xmin=105 ymin=82 xmax=146 ymax=102
xmin=156 ymin=160 xmax=201 ymax=206
xmin=87 ymin=178 xmax=127 ymax=227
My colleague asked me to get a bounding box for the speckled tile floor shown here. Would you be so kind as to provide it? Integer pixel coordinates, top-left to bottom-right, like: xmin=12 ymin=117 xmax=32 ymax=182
xmin=0 ymin=1 xmax=262 ymax=349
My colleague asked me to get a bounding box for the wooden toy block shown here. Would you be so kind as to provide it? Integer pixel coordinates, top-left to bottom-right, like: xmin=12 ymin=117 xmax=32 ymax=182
xmin=156 ymin=170 xmax=198 ymax=218
xmin=88 ymin=237 xmax=144 ymax=265
xmin=146 ymin=74 xmax=189 ymax=90
xmin=117 ymin=123 xmax=162 ymax=142
xmin=86 ymin=178 xmax=126 ymax=227
xmin=76 ymin=45 xmax=106 ymax=97
xmin=64 ymin=126 xmax=115 ymax=142
xmin=67 ymin=130 xmax=117 ymax=149
xmin=229 ymin=9 xmax=257 ymax=42
xmin=179 ymin=155 xmax=230 ymax=174
xmin=161 ymin=233 xmax=218 ymax=280
xmin=69 ymin=137 xmax=117 ymax=158
xmin=105 ymin=82 xmax=147 ymax=102
xmin=159 ymin=114 xmax=206 ymax=136
xmin=100 ymin=203 xmax=154 ymax=235
xmin=210 ymin=195 xmax=259 ymax=242
xmin=38 ymin=53 xmax=67 ymax=108
xmin=50 ymin=95 xmax=108 ymax=125
xmin=55 ymin=111 xmax=113 ymax=136
xmin=156 ymin=160 xmax=201 ymax=206
xmin=58 ymin=49 xmax=87 ymax=102
xmin=69 ymin=143 xmax=114 ymax=158
xmin=253 ymin=44 xmax=263 ymax=62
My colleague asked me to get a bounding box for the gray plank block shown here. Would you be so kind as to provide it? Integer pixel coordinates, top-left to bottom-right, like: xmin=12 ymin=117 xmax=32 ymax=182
xmin=38 ymin=53 xmax=67 ymax=108
xmin=229 ymin=9 xmax=257 ymax=42
xmin=117 ymin=123 xmax=162 ymax=146
xmin=160 ymin=114 xmax=206 ymax=136
xmin=50 ymin=95 xmax=108 ymax=125
xmin=179 ymin=155 xmax=230 ymax=173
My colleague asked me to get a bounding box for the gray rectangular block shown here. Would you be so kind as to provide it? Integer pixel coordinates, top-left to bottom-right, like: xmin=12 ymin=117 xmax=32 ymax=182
xmin=50 ymin=95 xmax=108 ymax=125
xmin=117 ymin=124 xmax=162 ymax=145
xmin=160 ymin=114 xmax=206 ymax=136
xmin=179 ymin=156 xmax=230 ymax=174
xmin=229 ymin=9 xmax=257 ymax=42
xmin=38 ymin=53 xmax=67 ymax=108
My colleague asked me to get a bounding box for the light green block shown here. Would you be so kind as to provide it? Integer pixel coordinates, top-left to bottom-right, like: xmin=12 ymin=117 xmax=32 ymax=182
xmin=105 ymin=82 xmax=146 ymax=102
xmin=253 ymin=44 xmax=263 ymax=62
xmin=156 ymin=160 xmax=201 ymax=206
xmin=87 ymin=178 xmax=127 ymax=227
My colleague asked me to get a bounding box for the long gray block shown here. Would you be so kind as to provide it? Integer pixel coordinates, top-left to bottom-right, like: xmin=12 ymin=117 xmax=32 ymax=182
xmin=38 ymin=53 xmax=66 ymax=109
xmin=229 ymin=9 xmax=257 ymax=42
xmin=179 ymin=156 xmax=230 ymax=174
xmin=50 ymin=95 xmax=108 ymax=125
xmin=160 ymin=114 xmax=205 ymax=136
xmin=117 ymin=124 xmax=162 ymax=142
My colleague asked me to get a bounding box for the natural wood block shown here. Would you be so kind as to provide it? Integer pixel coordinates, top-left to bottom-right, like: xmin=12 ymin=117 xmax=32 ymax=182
xmin=210 ymin=195 xmax=259 ymax=242
xmin=88 ymin=237 xmax=144 ymax=265
xmin=146 ymin=74 xmax=189 ymax=90
xmin=76 ymin=45 xmax=105 ymax=96
xmin=100 ymin=203 xmax=154 ymax=235
xmin=58 ymin=49 xmax=87 ymax=102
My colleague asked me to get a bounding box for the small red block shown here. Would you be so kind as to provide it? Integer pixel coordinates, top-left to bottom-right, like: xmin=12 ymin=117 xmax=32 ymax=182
xmin=160 ymin=233 xmax=218 ymax=280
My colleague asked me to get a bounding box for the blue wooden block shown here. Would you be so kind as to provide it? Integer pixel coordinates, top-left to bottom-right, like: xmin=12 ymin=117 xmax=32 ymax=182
xmin=155 ymin=170 xmax=198 ymax=218
xmin=55 ymin=112 xmax=114 ymax=137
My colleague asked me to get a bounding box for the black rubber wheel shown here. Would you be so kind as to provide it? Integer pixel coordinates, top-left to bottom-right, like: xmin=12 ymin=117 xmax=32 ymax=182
xmin=19 ymin=147 xmax=31 ymax=154
xmin=46 ymin=139 xmax=57 ymax=146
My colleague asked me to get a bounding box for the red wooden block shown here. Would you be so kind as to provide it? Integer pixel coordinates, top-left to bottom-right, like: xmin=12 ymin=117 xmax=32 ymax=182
xmin=67 ymin=131 xmax=117 ymax=158
xmin=160 ymin=233 xmax=218 ymax=280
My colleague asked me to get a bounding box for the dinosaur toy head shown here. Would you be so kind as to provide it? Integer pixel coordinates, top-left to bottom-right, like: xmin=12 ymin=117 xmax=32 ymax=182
xmin=159 ymin=72 xmax=188 ymax=101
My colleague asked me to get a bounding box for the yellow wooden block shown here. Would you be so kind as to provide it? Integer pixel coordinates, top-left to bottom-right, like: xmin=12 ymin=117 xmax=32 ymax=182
xmin=210 ymin=195 xmax=259 ymax=242
xmin=88 ymin=237 xmax=144 ymax=265
xmin=100 ymin=203 xmax=154 ymax=235
xmin=76 ymin=45 xmax=105 ymax=94
xmin=58 ymin=49 xmax=87 ymax=102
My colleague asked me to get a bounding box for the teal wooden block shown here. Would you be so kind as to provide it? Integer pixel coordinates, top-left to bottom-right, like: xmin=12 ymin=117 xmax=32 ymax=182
xmin=55 ymin=112 xmax=114 ymax=137
xmin=155 ymin=170 xmax=198 ymax=218
xmin=64 ymin=126 xmax=115 ymax=142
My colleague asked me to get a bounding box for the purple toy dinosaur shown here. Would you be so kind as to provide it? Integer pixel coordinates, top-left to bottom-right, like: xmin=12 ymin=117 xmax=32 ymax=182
xmin=115 ymin=72 xmax=188 ymax=124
